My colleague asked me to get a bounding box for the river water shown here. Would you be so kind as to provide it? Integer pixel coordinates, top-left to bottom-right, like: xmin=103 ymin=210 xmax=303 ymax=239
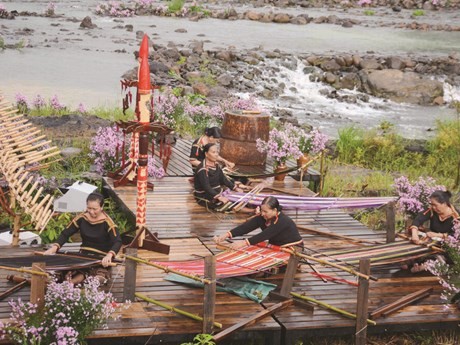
xmin=1 ymin=0 xmax=459 ymax=138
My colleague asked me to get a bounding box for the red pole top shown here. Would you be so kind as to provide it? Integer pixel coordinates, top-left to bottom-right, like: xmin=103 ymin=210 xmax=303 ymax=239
xmin=139 ymin=34 xmax=149 ymax=62
xmin=138 ymin=55 xmax=151 ymax=95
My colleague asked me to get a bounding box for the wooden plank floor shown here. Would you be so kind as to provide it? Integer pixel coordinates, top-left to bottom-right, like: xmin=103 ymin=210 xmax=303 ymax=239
xmin=153 ymin=138 xmax=319 ymax=180
xmin=1 ymin=146 xmax=459 ymax=344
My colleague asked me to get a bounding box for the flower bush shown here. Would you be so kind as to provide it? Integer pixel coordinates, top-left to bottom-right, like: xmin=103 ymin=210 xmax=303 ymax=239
xmin=393 ymin=176 xmax=445 ymax=218
xmin=285 ymin=124 xmax=329 ymax=155
xmin=256 ymin=127 xmax=302 ymax=167
xmin=89 ymin=126 xmax=165 ymax=178
xmin=425 ymin=221 xmax=460 ymax=306
xmin=0 ymin=277 xmax=125 ymax=345
xmin=15 ymin=93 xmax=29 ymax=113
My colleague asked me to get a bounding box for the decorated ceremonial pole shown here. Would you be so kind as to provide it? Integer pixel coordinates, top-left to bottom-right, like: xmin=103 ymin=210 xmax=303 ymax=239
xmin=135 ymin=35 xmax=151 ymax=247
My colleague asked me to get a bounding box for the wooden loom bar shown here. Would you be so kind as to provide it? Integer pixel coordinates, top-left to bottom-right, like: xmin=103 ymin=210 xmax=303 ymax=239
xmin=296 ymin=224 xmax=381 ymax=245
xmin=212 ymin=299 xmax=293 ymax=342
xmin=370 ymin=288 xmax=433 ymax=319
xmin=281 ymin=247 xmax=378 ymax=281
xmin=135 ymin=293 xmax=223 ymax=329
xmin=0 ymin=280 xmax=28 ymax=302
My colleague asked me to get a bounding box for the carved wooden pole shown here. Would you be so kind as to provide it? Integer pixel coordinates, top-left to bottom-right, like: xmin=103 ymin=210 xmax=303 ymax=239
xmin=135 ymin=35 xmax=152 ymax=247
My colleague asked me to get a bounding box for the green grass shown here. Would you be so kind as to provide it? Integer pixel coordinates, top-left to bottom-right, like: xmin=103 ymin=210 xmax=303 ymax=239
xmin=168 ymin=0 xmax=185 ymax=13
xmin=363 ymin=9 xmax=375 ymax=15
xmin=412 ymin=9 xmax=425 ymax=16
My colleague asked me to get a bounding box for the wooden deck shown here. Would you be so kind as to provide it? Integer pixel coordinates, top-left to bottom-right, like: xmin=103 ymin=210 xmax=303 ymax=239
xmin=1 ymin=139 xmax=459 ymax=344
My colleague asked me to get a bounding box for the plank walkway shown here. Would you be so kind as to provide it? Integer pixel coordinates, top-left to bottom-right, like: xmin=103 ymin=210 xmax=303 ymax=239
xmin=0 ymin=139 xmax=459 ymax=344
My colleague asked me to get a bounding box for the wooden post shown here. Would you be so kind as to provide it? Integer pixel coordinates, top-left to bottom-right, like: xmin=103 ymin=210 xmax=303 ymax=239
xmin=203 ymin=255 xmax=216 ymax=334
xmin=123 ymin=247 xmax=138 ymax=301
xmin=386 ymin=201 xmax=396 ymax=243
xmin=30 ymin=262 xmax=46 ymax=310
xmin=319 ymin=150 xmax=325 ymax=196
xmin=10 ymin=195 xmax=20 ymax=246
xmin=355 ymin=259 xmax=370 ymax=345
xmin=280 ymin=255 xmax=300 ymax=297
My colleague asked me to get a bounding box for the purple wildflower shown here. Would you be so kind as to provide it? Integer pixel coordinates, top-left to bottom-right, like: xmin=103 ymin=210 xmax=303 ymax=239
xmin=33 ymin=94 xmax=46 ymax=109
xmin=15 ymin=93 xmax=29 ymax=112
xmin=50 ymin=95 xmax=66 ymax=111
xmin=77 ymin=103 xmax=87 ymax=114
xmin=393 ymin=176 xmax=445 ymax=217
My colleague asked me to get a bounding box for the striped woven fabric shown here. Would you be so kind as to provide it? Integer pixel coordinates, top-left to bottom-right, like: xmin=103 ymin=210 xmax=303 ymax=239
xmin=225 ymin=192 xmax=396 ymax=210
xmin=151 ymin=245 xmax=290 ymax=278
xmin=313 ymin=240 xmax=438 ymax=266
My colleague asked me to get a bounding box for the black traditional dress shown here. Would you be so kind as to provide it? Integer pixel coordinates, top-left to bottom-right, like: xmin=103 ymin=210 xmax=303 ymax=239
xmin=194 ymin=160 xmax=235 ymax=209
xmin=189 ymin=136 xmax=206 ymax=174
xmin=229 ymin=212 xmax=303 ymax=247
xmin=53 ymin=212 xmax=122 ymax=282
xmin=412 ymin=207 xmax=459 ymax=236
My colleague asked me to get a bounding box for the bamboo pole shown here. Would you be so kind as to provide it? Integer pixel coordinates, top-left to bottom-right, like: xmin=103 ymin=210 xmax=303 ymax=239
xmin=0 ymin=265 xmax=50 ymax=277
xmin=123 ymin=254 xmax=212 ymax=285
xmin=290 ymin=292 xmax=376 ymax=326
xmin=135 ymin=293 xmax=222 ymax=329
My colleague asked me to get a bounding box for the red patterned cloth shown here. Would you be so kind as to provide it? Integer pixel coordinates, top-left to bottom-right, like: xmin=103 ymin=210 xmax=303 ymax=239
xmin=151 ymin=245 xmax=290 ymax=278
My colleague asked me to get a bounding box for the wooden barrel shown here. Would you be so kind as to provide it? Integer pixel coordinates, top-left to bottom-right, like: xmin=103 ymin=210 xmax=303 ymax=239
xmin=219 ymin=110 xmax=269 ymax=166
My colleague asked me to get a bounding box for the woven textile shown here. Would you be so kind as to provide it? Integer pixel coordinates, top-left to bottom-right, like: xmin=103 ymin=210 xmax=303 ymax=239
xmin=225 ymin=192 xmax=396 ymax=210
xmin=151 ymin=245 xmax=290 ymax=278
xmin=313 ymin=241 xmax=437 ymax=266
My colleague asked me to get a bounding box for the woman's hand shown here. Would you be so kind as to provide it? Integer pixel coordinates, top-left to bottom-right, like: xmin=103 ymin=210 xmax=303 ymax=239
xmin=101 ymin=253 xmax=114 ymax=267
xmin=426 ymin=232 xmax=444 ymax=241
xmin=217 ymin=196 xmax=229 ymax=204
xmin=44 ymin=245 xmax=58 ymax=255
xmin=213 ymin=233 xmax=229 ymax=244
xmin=235 ymin=187 xmax=244 ymax=193
xmin=228 ymin=240 xmax=248 ymax=250
xmin=225 ymin=161 xmax=235 ymax=170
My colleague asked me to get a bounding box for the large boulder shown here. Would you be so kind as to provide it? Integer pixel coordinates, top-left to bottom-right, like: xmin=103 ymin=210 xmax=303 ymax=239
xmin=362 ymin=69 xmax=443 ymax=105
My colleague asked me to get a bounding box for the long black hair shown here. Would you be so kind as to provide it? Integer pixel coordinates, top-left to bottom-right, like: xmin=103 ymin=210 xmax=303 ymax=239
xmin=261 ymin=196 xmax=282 ymax=212
xmin=204 ymin=127 xmax=222 ymax=139
xmin=430 ymin=190 xmax=452 ymax=206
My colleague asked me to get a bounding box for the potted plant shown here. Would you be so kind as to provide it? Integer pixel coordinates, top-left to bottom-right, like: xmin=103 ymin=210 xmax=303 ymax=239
xmin=256 ymin=127 xmax=302 ymax=181
xmin=285 ymin=124 xmax=329 ymax=168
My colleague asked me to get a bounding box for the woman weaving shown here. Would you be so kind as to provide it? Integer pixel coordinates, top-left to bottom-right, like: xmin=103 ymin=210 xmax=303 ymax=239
xmin=44 ymin=192 xmax=122 ymax=285
xmin=408 ymin=190 xmax=459 ymax=272
xmin=194 ymin=143 xmax=246 ymax=209
xmin=410 ymin=190 xmax=459 ymax=244
xmin=213 ymin=196 xmax=303 ymax=249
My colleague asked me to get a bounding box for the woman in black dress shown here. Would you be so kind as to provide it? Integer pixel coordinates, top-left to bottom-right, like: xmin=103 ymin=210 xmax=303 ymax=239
xmin=194 ymin=143 xmax=243 ymax=209
xmin=213 ymin=196 xmax=303 ymax=250
xmin=189 ymin=127 xmax=234 ymax=174
xmin=44 ymin=192 xmax=122 ymax=284
xmin=409 ymin=190 xmax=459 ymax=244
